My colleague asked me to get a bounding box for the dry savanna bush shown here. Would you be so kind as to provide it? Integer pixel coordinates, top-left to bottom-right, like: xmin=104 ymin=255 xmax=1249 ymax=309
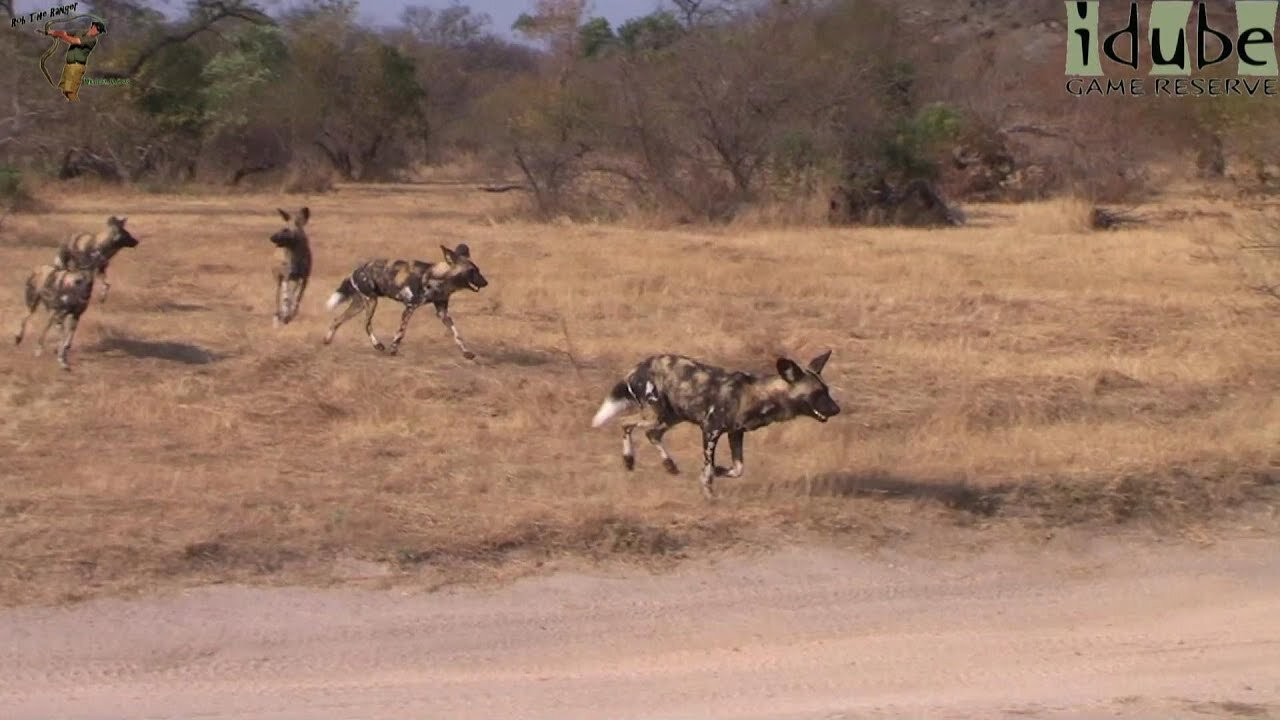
xmin=0 ymin=184 xmax=1277 ymax=606
xmin=4 ymin=0 xmax=1276 ymax=228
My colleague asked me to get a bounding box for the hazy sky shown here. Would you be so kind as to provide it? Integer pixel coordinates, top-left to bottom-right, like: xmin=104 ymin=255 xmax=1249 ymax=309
xmin=12 ymin=1 xmax=669 ymax=37
xmin=358 ymin=1 xmax=668 ymax=33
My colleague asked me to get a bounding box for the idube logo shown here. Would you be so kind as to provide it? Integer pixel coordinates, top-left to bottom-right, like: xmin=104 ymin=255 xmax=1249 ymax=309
xmin=1065 ymin=1 xmax=1279 ymax=97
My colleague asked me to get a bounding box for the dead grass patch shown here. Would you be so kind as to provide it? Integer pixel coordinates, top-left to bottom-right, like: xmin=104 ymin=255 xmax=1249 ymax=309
xmin=0 ymin=186 xmax=1276 ymax=607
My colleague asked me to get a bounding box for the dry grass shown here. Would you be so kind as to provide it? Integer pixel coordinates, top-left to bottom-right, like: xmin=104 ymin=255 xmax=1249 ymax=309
xmin=0 ymin=182 xmax=1277 ymax=607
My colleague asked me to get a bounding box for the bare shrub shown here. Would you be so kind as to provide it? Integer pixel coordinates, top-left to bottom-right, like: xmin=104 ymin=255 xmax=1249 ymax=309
xmin=476 ymin=70 xmax=605 ymax=219
xmin=281 ymin=148 xmax=336 ymax=194
xmin=498 ymin=0 xmax=907 ymax=222
xmin=6 ymin=0 xmax=1280 ymax=220
xmin=827 ymin=176 xmax=963 ymax=228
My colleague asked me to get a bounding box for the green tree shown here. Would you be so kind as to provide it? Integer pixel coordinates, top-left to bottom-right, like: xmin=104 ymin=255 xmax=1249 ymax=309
xmin=578 ymin=17 xmax=616 ymax=58
xmin=201 ymin=24 xmax=288 ymax=135
xmin=879 ymin=103 xmax=965 ymax=181
xmin=616 ymin=11 xmax=683 ymax=53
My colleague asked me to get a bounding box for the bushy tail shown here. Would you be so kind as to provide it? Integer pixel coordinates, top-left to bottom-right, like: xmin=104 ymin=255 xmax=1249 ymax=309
xmin=326 ymin=277 xmax=355 ymax=311
xmin=592 ymin=380 xmax=638 ymax=428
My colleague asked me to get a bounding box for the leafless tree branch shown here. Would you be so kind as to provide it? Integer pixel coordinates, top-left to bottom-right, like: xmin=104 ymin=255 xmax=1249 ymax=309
xmin=99 ymin=1 xmax=274 ymax=81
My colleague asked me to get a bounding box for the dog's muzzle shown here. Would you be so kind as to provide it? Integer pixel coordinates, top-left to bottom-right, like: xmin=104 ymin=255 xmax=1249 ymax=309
xmin=812 ymin=405 xmax=840 ymax=423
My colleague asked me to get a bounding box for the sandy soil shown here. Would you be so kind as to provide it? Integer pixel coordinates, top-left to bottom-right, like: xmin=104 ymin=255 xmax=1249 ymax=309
xmin=3 ymin=532 xmax=1278 ymax=720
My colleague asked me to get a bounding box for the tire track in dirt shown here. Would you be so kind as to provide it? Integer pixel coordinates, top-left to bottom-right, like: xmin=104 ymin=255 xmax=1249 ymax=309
xmin=2 ymin=534 xmax=1279 ymax=720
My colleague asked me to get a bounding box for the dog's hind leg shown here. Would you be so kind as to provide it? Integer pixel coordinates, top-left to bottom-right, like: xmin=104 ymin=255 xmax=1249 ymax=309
xmin=323 ymin=295 xmax=365 ymax=345
xmin=272 ymin=276 xmax=288 ymax=328
xmin=288 ymin=276 xmax=308 ymax=323
xmin=279 ymin=279 xmax=299 ymax=325
xmin=364 ymin=297 xmax=386 ymax=352
xmin=621 ymin=421 xmax=643 ymax=471
xmin=645 ymin=420 xmax=680 ymax=475
xmin=14 ymin=304 xmax=37 ymax=346
xmin=33 ymin=312 xmax=59 ymax=356
xmin=15 ymin=272 xmax=44 ymax=345
xmin=56 ymin=315 xmax=79 ymax=371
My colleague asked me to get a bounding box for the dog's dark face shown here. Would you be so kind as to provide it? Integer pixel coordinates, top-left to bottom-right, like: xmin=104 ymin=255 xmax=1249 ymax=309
xmin=440 ymin=244 xmax=488 ymax=292
xmin=107 ymin=216 xmax=139 ymax=248
xmin=271 ymin=207 xmax=309 ymax=247
xmin=776 ymin=350 xmax=841 ymax=423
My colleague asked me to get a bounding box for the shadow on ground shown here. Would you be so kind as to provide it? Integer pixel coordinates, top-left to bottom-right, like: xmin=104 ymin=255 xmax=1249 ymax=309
xmin=151 ymin=302 xmax=210 ymax=313
xmin=797 ymin=471 xmax=1011 ymax=516
xmin=749 ymin=466 xmax=1280 ymax=525
xmin=92 ymin=335 xmax=225 ymax=365
xmin=484 ymin=346 xmax=560 ymax=367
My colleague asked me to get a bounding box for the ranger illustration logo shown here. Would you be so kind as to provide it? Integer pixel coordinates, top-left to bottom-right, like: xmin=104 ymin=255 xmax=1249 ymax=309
xmin=11 ymin=3 xmax=128 ymax=101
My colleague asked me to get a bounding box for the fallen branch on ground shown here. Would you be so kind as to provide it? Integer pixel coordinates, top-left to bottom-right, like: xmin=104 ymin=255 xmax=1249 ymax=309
xmin=477 ymin=183 xmax=528 ymax=193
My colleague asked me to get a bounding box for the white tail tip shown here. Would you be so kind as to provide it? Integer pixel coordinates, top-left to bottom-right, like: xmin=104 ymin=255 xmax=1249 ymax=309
xmin=592 ymin=397 xmax=632 ymax=428
xmin=325 ymin=291 xmax=346 ymax=311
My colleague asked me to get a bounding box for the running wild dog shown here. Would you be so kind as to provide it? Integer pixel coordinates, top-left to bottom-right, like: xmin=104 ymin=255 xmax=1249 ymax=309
xmin=53 ymin=215 xmax=139 ymax=304
xmin=591 ymin=351 xmax=841 ymax=498
xmin=14 ymin=264 xmax=96 ymax=371
xmin=268 ymin=207 xmax=312 ymax=327
xmin=323 ymin=243 xmax=488 ymax=359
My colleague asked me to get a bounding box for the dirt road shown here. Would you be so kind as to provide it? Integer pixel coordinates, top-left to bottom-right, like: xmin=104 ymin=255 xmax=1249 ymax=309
xmin=3 ymin=532 xmax=1279 ymax=720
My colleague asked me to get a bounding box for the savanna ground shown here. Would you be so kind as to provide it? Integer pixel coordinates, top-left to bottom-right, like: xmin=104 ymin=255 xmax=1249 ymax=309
xmin=0 ymin=179 xmax=1278 ymax=609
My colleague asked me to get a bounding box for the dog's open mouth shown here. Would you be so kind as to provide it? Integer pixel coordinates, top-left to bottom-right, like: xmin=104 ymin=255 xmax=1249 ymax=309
xmin=468 ymin=282 xmax=483 ymax=291
xmin=813 ymin=410 xmax=829 ymax=422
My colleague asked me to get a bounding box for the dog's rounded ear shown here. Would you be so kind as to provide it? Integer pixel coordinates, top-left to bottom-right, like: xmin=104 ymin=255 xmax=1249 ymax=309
xmin=441 ymin=245 xmax=457 ymax=263
xmin=807 ymin=349 xmax=832 ymax=375
xmin=118 ymin=215 xmax=127 ymax=227
xmin=277 ymin=208 xmax=291 ymax=223
xmin=107 ymin=215 xmax=120 ymax=226
xmin=776 ymin=358 xmax=804 ymax=384
xmin=298 ymin=207 xmax=310 ymax=225
xmin=454 ymin=243 xmax=470 ymax=258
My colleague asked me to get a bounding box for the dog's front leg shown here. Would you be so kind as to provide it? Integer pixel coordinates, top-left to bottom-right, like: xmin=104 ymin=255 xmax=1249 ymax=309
xmin=699 ymin=428 xmax=724 ymax=499
xmin=388 ymin=303 xmax=418 ymax=356
xmin=715 ymin=430 xmax=745 ymax=478
xmin=434 ymin=302 xmax=475 ymax=360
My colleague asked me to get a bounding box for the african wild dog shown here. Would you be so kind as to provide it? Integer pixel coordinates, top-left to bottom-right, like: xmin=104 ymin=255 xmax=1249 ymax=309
xmin=322 ymin=243 xmax=488 ymax=359
xmin=591 ymin=351 xmax=841 ymax=498
xmin=14 ymin=264 xmax=96 ymax=371
xmin=53 ymin=215 xmax=139 ymax=304
xmin=268 ymin=207 xmax=312 ymax=327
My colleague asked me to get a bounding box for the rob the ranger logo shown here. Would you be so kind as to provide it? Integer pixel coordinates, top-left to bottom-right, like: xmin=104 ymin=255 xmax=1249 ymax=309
xmin=1065 ymin=1 xmax=1280 ymax=97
